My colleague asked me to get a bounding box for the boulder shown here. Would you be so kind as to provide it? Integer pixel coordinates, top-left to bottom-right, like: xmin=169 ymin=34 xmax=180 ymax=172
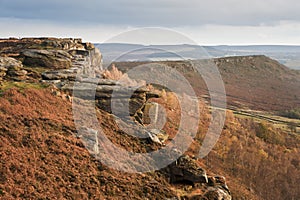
xmin=166 ymin=155 xmax=208 ymax=184
xmin=7 ymin=69 xmax=27 ymax=77
xmin=22 ymin=49 xmax=72 ymax=69
xmin=207 ymin=176 xmax=229 ymax=192
xmin=0 ymin=57 xmax=23 ymax=70
xmin=146 ymin=129 xmax=169 ymax=145
xmin=203 ymin=187 xmax=232 ymax=200
xmin=0 ymin=57 xmax=28 ymax=81
xmin=0 ymin=70 xmax=6 ymax=78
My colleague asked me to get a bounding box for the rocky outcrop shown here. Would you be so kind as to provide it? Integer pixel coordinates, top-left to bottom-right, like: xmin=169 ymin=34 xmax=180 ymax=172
xmin=202 ymin=187 xmax=231 ymax=200
xmin=162 ymin=155 xmax=232 ymax=200
xmin=165 ymin=155 xmax=208 ymax=184
xmin=22 ymin=49 xmax=72 ymax=69
xmin=0 ymin=37 xmax=102 ymax=75
xmin=59 ymin=80 xmax=160 ymax=117
xmin=0 ymin=37 xmax=159 ymax=119
xmin=0 ymin=38 xmax=86 ymax=55
xmin=0 ymin=57 xmax=27 ymax=81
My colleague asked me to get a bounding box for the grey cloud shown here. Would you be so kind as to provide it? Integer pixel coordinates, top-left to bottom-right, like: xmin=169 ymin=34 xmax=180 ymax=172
xmin=0 ymin=0 xmax=299 ymax=26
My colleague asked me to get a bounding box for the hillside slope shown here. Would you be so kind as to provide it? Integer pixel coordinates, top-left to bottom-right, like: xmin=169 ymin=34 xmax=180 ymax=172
xmin=1 ymin=82 xmax=299 ymax=199
xmin=216 ymin=55 xmax=300 ymax=111
xmin=113 ymin=55 xmax=300 ymax=112
xmin=0 ymin=38 xmax=299 ymax=199
xmin=0 ymin=88 xmax=178 ymax=199
xmin=0 ymin=38 xmax=234 ymax=200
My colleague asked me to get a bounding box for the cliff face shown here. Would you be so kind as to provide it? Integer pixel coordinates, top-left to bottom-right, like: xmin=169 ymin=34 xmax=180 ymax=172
xmin=0 ymin=38 xmax=162 ymax=118
xmin=0 ymin=37 xmax=102 ymax=76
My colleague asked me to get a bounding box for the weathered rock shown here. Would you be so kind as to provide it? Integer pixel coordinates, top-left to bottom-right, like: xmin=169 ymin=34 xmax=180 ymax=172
xmin=7 ymin=69 xmax=27 ymax=77
xmin=0 ymin=57 xmax=28 ymax=80
xmin=143 ymin=102 xmax=159 ymax=124
xmin=203 ymin=187 xmax=232 ymax=200
xmin=97 ymin=94 xmax=146 ymax=116
xmin=146 ymin=131 xmax=162 ymax=145
xmin=146 ymin=129 xmax=169 ymax=145
xmin=80 ymin=78 xmax=117 ymax=86
xmin=42 ymin=69 xmax=77 ymax=81
xmin=0 ymin=37 xmax=102 ymax=72
xmin=0 ymin=38 xmax=86 ymax=56
xmin=69 ymin=48 xmax=102 ymax=73
xmin=83 ymin=42 xmax=95 ymax=50
xmin=0 ymin=57 xmax=23 ymax=70
xmin=60 ymin=81 xmax=155 ymax=117
xmin=166 ymin=155 xmax=208 ymax=184
xmin=0 ymin=66 xmax=7 ymax=72
xmin=162 ymin=156 xmax=232 ymax=200
xmin=22 ymin=49 xmax=72 ymax=69
xmin=0 ymin=70 xmax=6 ymax=78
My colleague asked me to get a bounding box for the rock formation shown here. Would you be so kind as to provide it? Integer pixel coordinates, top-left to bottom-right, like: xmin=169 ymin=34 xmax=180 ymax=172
xmin=0 ymin=37 xmax=102 ymax=74
xmin=0 ymin=37 xmax=157 ymax=118
xmin=165 ymin=155 xmax=208 ymax=184
xmin=163 ymin=155 xmax=232 ymax=200
xmin=22 ymin=49 xmax=72 ymax=69
xmin=0 ymin=57 xmax=27 ymax=81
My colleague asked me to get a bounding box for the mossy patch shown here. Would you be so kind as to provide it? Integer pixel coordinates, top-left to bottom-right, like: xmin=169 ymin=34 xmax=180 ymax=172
xmin=0 ymin=81 xmax=49 ymax=96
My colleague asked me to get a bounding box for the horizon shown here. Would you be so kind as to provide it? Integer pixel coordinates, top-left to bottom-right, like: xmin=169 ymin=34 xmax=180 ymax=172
xmin=5 ymin=36 xmax=300 ymax=46
xmin=96 ymin=42 xmax=300 ymax=46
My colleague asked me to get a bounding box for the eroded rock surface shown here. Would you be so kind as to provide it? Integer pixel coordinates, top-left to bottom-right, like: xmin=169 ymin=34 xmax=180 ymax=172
xmin=162 ymin=155 xmax=232 ymax=200
xmin=166 ymin=155 xmax=208 ymax=184
xmin=0 ymin=38 xmax=160 ymax=119
xmin=0 ymin=37 xmax=103 ymax=74
xmin=0 ymin=57 xmax=27 ymax=81
xmin=22 ymin=49 xmax=72 ymax=69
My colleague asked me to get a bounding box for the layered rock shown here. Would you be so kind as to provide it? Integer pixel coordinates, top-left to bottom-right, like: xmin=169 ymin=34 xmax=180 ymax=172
xmin=163 ymin=155 xmax=232 ymax=200
xmin=0 ymin=38 xmax=87 ymax=55
xmin=0 ymin=37 xmax=159 ymax=119
xmin=59 ymin=80 xmax=160 ymax=117
xmin=22 ymin=49 xmax=72 ymax=69
xmin=0 ymin=37 xmax=103 ymax=74
xmin=0 ymin=57 xmax=27 ymax=81
xmin=165 ymin=155 xmax=208 ymax=184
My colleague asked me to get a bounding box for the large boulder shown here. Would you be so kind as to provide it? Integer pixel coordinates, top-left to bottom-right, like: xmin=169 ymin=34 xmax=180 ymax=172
xmin=166 ymin=155 xmax=208 ymax=184
xmin=22 ymin=49 xmax=72 ymax=69
xmin=203 ymin=187 xmax=232 ymax=200
xmin=0 ymin=57 xmax=23 ymax=70
xmin=163 ymin=155 xmax=232 ymax=200
xmin=0 ymin=57 xmax=27 ymax=81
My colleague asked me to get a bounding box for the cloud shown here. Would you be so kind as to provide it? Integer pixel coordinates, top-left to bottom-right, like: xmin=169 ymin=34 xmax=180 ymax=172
xmin=0 ymin=0 xmax=300 ymax=26
xmin=1 ymin=0 xmax=300 ymax=44
xmin=1 ymin=18 xmax=300 ymax=45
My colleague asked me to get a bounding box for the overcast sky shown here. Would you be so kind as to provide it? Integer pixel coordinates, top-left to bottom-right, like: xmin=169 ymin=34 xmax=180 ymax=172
xmin=1 ymin=0 xmax=300 ymax=45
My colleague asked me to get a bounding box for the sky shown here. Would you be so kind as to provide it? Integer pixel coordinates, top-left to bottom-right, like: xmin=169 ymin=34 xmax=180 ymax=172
xmin=1 ymin=0 xmax=300 ymax=45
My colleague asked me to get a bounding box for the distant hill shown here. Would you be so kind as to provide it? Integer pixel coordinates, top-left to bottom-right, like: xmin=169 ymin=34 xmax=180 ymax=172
xmin=112 ymin=55 xmax=300 ymax=112
xmin=96 ymin=43 xmax=300 ymax=70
